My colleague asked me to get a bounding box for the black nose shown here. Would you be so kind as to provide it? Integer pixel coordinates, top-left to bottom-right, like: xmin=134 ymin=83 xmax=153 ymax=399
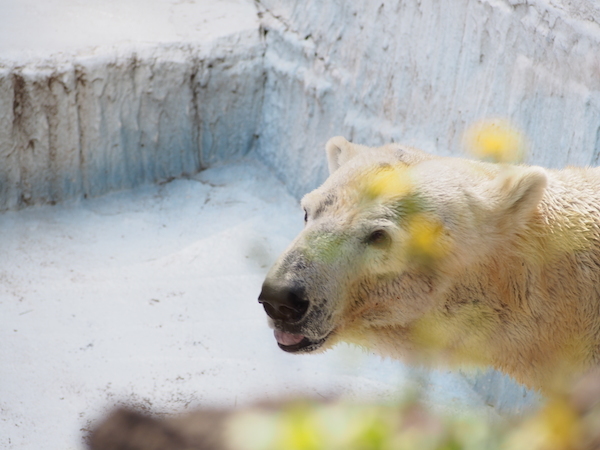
xmin=258 ymin=282 xmax=309 ymax=322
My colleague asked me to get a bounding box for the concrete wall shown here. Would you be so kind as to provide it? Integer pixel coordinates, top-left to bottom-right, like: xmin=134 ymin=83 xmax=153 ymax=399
xmin=0 ymin=34 xmax=264 ymax=210
xmin=255 ymin=0 xmax=600 ymax=197
xmin=3 ymin=1 xmax=599 ymax=207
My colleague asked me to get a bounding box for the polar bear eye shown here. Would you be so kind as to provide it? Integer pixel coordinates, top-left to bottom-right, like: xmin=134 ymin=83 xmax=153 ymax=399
xmin=303 ymin=209 xmax=308 ymax=223
xmin=367 ymin=229 xmax=390 ymax=248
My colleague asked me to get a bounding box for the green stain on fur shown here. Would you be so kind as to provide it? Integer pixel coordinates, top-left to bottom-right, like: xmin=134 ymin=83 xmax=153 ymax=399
xmin=304 ymin=232 xmax=346 ymax=264
xmin=391 ymin=193 xmax=428 ymax=220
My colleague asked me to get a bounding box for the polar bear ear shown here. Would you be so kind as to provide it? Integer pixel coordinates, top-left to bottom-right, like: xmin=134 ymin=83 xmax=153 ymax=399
xmin=326 ymin=136 xmax=368 ymax=174
xmin=488 ymin=166 xmax=547 ymax=226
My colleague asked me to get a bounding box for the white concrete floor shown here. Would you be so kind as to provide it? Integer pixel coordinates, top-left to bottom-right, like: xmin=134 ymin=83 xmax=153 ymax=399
xmin=0 ymin=159 xmax=507 ymax=450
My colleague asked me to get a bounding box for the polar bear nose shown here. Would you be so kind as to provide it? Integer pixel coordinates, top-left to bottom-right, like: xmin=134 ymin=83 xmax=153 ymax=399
xmin=258 ymin=282 xmax=309 ymax=322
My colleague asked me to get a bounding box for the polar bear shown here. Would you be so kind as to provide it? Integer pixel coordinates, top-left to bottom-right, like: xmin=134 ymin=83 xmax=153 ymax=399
xmin=258 ymin=137 xmax=600 ymax=393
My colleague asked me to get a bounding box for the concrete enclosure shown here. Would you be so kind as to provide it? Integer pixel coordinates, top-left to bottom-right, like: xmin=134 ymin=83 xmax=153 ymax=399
xmin=1 ymin=1 xmax=599 ymax=446
xmin=1 ymin=0 xmax=600 ymax=207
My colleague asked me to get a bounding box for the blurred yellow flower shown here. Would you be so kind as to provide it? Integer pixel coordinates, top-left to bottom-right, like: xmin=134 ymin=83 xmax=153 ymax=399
xmin=464 ymin=119 xmax=527 ymax=164
xmin=275 ymin=403 xmax=324 ymax=450
xmin=406 ymin=213 xmax=450 ymax=268
xmin=362 ymin=165 xmax=411 ymax=202
xmin=504 ymin=398 xmax=582 ymax=450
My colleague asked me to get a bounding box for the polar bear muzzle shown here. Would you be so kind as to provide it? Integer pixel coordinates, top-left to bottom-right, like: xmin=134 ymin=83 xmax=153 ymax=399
xmin=258 ymin=281 xmax=331 ymax=353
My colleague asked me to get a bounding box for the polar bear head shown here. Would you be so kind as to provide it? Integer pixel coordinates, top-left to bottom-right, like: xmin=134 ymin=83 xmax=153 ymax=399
xmin=258 ymin=137 xmax=547 ymax=357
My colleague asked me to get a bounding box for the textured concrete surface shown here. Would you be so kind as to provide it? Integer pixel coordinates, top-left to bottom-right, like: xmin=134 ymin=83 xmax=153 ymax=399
xmin=3 ymin=0 xmax=599 ymax=204
xmin=0 ymin=0 xmax=263 ymax=210
xmin=255 ymin=0 xmax=600 ymax=197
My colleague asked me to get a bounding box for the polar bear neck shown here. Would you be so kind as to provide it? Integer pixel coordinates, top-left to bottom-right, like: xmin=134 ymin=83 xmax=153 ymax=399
xmin=345 ymin=207 xmax=600 ymax=392
xmin=435 ymin=198 xmax=600 ymax=392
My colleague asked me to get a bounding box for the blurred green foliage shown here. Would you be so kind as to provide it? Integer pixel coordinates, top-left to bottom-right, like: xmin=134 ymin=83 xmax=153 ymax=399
xmin=226 ymin=390 xmax=599 ymax=450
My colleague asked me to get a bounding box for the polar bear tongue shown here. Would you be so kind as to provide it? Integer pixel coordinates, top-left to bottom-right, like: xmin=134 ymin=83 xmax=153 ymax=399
xmin=274 ymin=329 xmax=305 ymax=346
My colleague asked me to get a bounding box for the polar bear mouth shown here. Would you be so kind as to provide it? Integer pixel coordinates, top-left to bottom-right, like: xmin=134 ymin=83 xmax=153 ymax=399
xmin=273 ymin=329 xmax=328 ymax=353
